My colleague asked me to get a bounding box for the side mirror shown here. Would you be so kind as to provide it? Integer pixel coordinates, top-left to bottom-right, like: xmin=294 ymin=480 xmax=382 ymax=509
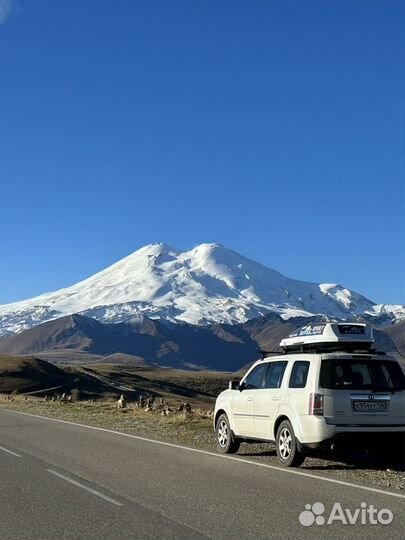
xmin=228 ymin=380 xmax=240 ymax=391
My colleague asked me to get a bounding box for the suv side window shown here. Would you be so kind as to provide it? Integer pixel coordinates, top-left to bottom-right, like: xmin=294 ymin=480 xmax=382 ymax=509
xmin=263 ymin=361 xmax=288 ymax=389
xmin=244 ymin=364 xmax=268 ymax=389
xmin=289 ymin=361 xmax=310 ymax=388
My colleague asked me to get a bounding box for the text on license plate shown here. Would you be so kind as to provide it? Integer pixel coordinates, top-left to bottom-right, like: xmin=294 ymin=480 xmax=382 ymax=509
xmin=353 ymin=401 xmax=388 ymax=412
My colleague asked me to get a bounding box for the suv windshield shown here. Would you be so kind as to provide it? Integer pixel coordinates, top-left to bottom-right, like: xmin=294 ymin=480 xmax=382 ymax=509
xmin=319 ymin=358 xmax=405 ymax=391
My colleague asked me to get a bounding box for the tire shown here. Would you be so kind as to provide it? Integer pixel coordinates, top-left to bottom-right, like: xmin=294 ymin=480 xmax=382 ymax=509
xmin=276 ymin=420 xmax=305 ymax=467
xmin=216 ymin=413 xmax=240 ymax=454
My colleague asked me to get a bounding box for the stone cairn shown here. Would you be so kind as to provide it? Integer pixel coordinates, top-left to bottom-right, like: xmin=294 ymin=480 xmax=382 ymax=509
xmin=117 ymin=394 xmax=127 ymax=409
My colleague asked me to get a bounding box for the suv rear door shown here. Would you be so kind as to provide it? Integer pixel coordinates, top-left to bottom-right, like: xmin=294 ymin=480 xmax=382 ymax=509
xmin=319 ymin=356 xmax=405 ymax=426
xmin=254 ymin=360 xmax=288 ymax=440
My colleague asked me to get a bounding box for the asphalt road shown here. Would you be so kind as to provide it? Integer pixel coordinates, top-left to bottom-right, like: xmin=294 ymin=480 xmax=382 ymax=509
xmin=0 ymin=409 xmax=404 ymax=540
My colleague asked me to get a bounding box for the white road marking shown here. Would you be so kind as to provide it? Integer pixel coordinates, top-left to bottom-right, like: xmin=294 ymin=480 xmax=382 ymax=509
xmin=47 ymin=469 xmax=123 ymax=506
xmin=0 ymin=445 xmax=22 ymax=458
xmin=4 ymin=408 xmax=405 ymax=500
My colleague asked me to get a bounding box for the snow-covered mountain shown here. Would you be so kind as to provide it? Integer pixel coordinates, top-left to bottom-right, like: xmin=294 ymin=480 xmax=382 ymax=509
xmin=0 ymin=242 xmax=401 ymax=336
xmin=363 ymin=304 xmax=405 ymax=325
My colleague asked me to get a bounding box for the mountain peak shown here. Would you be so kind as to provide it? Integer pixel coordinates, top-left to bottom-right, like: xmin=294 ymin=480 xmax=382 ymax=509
xmin=0 ymin=242 xmax=389 ymax=336
xmin=191 ymin=242 xmax=225 ymax=251
xmin=130 ymin=242 xmax=179 ymax=258
xmin=144 ymin=242 xmax=178 ymax=252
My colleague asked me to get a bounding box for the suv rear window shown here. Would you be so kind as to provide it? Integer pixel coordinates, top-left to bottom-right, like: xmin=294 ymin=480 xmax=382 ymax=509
xmin=263 ymin=361 xmax=288 ymax=389
xmin=289 ymin=361 xmax=310 ymax=388
xmin=319 ymin=359 xmax=405 ymax=391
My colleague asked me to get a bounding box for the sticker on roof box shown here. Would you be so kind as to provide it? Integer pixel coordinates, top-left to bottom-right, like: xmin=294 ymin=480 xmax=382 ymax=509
xmin=290 ymin=324 xmax=326 ymax=337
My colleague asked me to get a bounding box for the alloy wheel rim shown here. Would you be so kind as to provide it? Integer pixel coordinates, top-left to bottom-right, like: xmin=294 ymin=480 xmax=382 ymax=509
xmin=279 ymin=427 xmax=292 ymax=459
xmin=218 ymin=420 xmax=228 ymax=447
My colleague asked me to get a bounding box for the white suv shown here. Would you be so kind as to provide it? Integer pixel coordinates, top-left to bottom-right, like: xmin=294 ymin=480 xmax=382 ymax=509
xmin=214 ymin=323 xmax=405 ymax=466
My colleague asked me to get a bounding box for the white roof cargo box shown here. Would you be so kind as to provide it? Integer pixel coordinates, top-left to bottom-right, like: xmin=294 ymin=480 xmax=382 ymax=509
xmin=280 ymin=323 xmax=374 ymax=352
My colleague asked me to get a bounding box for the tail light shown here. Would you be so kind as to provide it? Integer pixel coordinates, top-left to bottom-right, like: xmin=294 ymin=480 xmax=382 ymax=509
xmin=309 ymin=393 xmax=324 ymax=415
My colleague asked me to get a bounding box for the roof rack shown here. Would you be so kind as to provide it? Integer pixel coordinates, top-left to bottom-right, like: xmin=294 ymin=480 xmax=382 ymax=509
xmin=258 ymin=350 xmax=285 ymax=360
xmin=259 ymin=345 xmax=384 ymax=357
xmin=282 ymin=344 xmax=378 ymax=354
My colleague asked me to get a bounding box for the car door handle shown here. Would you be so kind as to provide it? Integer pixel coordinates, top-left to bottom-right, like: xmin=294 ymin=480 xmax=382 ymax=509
xmin=247 ymin=397 xmax=253 ymax=402
xmin=272 ymin=397 xmax=280 ymax=401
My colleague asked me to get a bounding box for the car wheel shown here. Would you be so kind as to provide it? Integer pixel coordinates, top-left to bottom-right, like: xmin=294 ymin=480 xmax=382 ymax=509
xmin=276 ymin=420 xmax=305 ymax=467
xmin=216 ymin=413 xmax=240 ymax=454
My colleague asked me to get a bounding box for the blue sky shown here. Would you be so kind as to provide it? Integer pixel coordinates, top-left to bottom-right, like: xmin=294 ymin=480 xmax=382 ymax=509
xmin=0 ymin=0 xmax=403 ymax=305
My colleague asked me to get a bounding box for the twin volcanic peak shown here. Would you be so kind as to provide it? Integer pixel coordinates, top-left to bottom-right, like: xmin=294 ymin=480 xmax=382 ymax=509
xmin=0 ymin=242 xmax=402 ymax=337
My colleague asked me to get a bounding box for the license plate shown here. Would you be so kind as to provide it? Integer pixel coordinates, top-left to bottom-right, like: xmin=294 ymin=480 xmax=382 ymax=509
xmin=353 ymin=401 xmax=388 ymax=412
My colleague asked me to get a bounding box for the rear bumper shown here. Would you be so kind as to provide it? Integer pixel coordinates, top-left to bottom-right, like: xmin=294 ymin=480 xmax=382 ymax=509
xmin=301 ymin=431 xmax=405 ymax=451
xmin=297 ymin=415 xmax=405 ymax=445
